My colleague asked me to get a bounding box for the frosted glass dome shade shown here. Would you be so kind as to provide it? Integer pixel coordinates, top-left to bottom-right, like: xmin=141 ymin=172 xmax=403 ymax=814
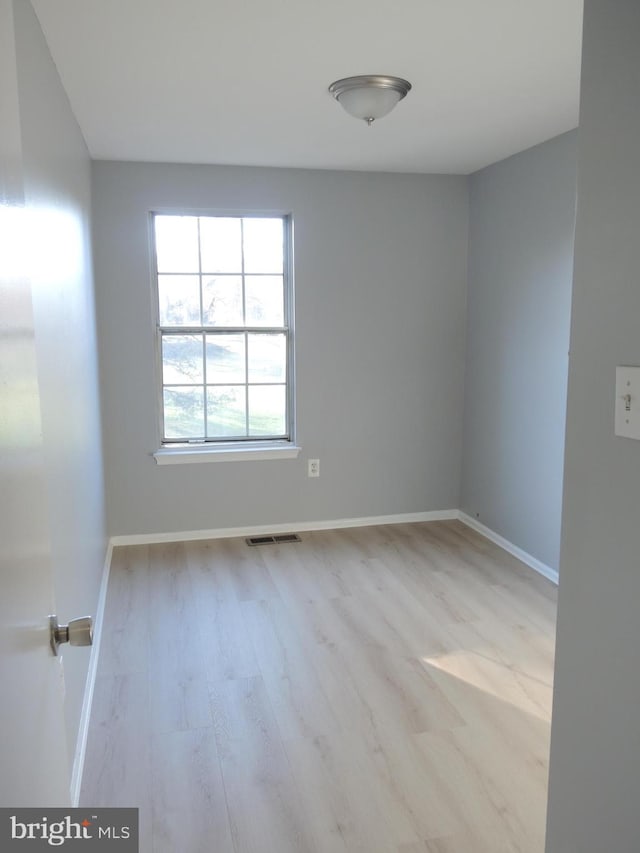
xmin=329 ymin=75 xmax=412 ymax=124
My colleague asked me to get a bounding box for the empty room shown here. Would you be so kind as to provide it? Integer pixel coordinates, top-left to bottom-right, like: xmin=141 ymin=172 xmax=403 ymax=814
xmin=2 ymin=1 xmax=640 ymax=852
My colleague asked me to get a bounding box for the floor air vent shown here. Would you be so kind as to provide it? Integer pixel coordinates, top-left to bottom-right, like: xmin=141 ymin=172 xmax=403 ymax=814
xmin=245 ymin=533 xmax=302 ymax=546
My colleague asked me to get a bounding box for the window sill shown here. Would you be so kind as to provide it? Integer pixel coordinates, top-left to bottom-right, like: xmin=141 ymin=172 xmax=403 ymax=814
xmin=153 ymin=442 xmax=301 ymax=465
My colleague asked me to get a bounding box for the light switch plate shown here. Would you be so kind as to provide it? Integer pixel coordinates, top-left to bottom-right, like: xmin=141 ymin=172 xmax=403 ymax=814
xmin=615 ymin=366 xmax=640 ymax=440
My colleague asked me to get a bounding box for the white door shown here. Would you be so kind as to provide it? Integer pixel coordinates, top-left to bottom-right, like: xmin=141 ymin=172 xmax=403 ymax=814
xmin=0 ymin=0 xmax=70 ymax=807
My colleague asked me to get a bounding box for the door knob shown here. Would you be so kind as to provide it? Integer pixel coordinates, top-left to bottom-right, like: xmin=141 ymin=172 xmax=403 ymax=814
xmin=49 ymin=615 xmax=93 ymax=656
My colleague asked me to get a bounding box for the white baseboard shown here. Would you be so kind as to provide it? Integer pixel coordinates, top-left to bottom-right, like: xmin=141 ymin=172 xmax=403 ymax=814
xmin=457 ymin=512 xmax=559 ymax=585
xmin=109 ymin=509 xmax=558 ymax=586
xmin=70 ymin=539 xmax=113 ymax=807
xmin=109 ymin=509 xmax=459 ymax=547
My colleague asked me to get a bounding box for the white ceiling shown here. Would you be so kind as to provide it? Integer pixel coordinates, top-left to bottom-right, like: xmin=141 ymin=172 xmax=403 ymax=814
xmin=31 ymin=0 xmax=583 ymax=175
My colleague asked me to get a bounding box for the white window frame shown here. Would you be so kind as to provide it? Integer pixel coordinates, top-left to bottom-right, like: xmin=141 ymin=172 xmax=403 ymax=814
xmin=150 ymin=210 xmax=299 ymax=464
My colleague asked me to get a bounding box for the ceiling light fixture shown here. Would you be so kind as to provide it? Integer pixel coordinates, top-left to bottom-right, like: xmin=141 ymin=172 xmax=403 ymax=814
xmin=328 ymin=75 xmax=412 ymax=126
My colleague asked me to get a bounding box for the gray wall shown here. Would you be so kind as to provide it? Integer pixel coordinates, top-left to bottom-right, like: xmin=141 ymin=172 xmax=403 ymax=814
xmin=13 ymin=0 xmax=107 ymax=771
xmin=92 ymin=163 xmax=468 ymax=537
xmin=461 ymin=133 xmax=577 ymax=571
xmin=546 ymin=2 xmax=640 ymax=850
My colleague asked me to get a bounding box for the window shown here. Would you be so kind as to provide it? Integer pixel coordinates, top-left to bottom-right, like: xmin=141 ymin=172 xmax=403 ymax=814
xmin=152 ymin=213 xmax=293 ymax=448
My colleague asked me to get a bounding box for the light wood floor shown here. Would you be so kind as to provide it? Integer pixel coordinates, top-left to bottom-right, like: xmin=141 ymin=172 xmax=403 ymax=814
xmin=80 ymin=520 xmax=557 ymax=853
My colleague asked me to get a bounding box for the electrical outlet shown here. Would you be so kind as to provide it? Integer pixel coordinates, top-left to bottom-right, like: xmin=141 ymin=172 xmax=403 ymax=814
xmin=615 ymin=366 xmax=640 ymax=440
xmin=308 ymin=458 xmax=320 ymax=478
